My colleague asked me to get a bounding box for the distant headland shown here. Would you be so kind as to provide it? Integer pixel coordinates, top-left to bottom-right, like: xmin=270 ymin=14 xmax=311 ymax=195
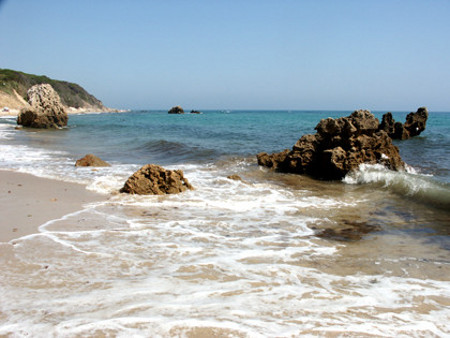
xmin=0 ymin=68 xmax=123 ymax=115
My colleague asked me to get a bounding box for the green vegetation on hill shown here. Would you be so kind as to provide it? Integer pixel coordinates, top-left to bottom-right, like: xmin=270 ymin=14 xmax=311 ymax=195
xmin=0 ymin=68 xmax=106 ymax=109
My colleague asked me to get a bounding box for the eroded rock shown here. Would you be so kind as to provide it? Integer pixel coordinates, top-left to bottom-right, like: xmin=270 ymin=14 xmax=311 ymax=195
xmin=257 ymin=110 xmax=405 ymax=180
xmin=168 ymin=106 xmax=184 ymax=114
xmin=75 ymin=154 xmax=110 ymax=167
xmin=17 ymin=84 xmax=68 ymax=128
xmin=120 ymin=164 xmax=194 ymax=195
xmin=379 ymin=107 xmax=428 ymax=140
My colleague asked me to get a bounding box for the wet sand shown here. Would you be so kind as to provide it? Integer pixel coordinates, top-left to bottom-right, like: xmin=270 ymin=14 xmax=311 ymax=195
xmin=0 ymin=170 xmax=104 ymax=242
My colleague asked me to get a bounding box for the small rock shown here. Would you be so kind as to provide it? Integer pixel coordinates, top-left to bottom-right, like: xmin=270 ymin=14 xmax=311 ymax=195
xmin=168 ymin=106 xmax=184 ymax=114
xmin=75 ymin=154 xmax=110 ymax=167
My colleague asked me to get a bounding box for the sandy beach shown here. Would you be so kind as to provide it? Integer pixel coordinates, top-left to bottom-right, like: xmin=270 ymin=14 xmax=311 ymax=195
xmin=0 ymin=108 xmax=21 ymax=117
xmin=0 ymin=107 xmax=125 ymax=118
xmin=0 ymin=170 xmax=104 ymax=242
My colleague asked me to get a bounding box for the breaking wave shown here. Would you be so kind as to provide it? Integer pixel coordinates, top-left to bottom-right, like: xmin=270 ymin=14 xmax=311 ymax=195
xmin=344 ymin=164 xmax=450 ymax=210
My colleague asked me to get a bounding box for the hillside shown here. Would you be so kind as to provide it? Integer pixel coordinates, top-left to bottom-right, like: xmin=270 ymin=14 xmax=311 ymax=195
xmin=0 ymin=69 xmax=112 ymax=112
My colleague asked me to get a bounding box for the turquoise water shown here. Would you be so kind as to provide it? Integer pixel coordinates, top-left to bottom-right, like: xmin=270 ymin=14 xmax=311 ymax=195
xmin=6 ymin=110 xmax=450 ymax=181
xmin=0 ymin=110 xmax=449 ymax=336
xmin=57 ymin=110 xmax=349 ymax=164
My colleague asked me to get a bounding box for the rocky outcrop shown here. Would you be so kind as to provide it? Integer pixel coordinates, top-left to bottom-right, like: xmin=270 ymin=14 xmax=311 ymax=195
xmin=190 ymin=110 xmax=202 ymax=114
xmin=17 ymin=84 xmax=68 ymax=128
xmin=168 ymin=106 xmax=184 ymax=114
xmin=257 ymin=110 xmax=405 ymax=180
xmin=378 ymin=107 xmax=428 ymax=140
xmin=120 ymin=164 xmax=194 ymax=195
xmin=1 ymin=69 xmax=111 ymax=112
xmin=404 ymin=107 xmax=429 ymax=137
xmin=75 ymin=154 xmax=110 ymax=167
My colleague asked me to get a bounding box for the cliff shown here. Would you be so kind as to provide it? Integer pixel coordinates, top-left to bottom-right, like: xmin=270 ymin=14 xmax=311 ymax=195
xmin=0 ymin=68 xmax=115 ymax=113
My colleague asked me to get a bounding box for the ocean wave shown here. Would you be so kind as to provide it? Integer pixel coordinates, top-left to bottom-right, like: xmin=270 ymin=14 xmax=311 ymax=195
xmin=344 ymin=164 xmax=450 ymax=210
xmin=0 ymin=120 xmax=17 ymax=139
xmin=135 ymin=139 xmax=219 ymax=164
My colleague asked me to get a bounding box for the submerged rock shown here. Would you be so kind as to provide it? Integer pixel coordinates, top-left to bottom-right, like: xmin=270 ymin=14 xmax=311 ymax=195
xmin=168 ymin=106 xmax=184 ymax=114
xmin=120 ymin=164 xmax=194 ymax=195
xmin=75 ymin=154 xmax=110 ymax=167
xmin=315 ymin=220 xmax=381 ymax=241
xmin=227 ymin=174 xmax=243 ymax=181
xmin=257 ymin=110 xmax=405 ymax=180
xmin=17 ymin=84 xmax=68 ymax=128
xmin=379 ymin=107 xmax=428 ymax=140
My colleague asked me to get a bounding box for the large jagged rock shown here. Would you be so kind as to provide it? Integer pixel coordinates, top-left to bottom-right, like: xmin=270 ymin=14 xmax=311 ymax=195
xmin=17 ymin=84 xmax=68 ymax=128
xmin=257 ymin=110 xmax=405 ymax=180
xmin=168 ymin=106 xmax=184 ymax=114
xmin=75 ymin=154 xmax=110 ymax=167
xmin=404 ymin=107 xmax=429 ymax=137
xmin=378 ymin=107 xmax=428 ymax=140
xmin=120 ymin=164 xmax=194 ymax=195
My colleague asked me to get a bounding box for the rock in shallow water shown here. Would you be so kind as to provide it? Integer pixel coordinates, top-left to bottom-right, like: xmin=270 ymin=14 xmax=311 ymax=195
xmin=257 ymin=110 xmax=405 ymax=180
xmin=168 ymin=106 xmax=184 ymax=114
xmin=17 ymin=84 xmax=68 ymax=129
xmin=75 ymin=154 xmax=110 ymax=167
xmin=120 ymin=164 xmax=194 ymax=195
xmin=379 ymin=107 xmax=428 ymax=140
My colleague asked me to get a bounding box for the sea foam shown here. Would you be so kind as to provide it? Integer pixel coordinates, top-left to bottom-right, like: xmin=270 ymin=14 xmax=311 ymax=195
xmin=344 ymin=163 xmax=450 ymax=209
xmin=1 ymin=111 xmax=449 ymax=336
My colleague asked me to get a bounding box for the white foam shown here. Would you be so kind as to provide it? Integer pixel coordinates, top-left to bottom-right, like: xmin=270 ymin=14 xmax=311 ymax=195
xmin=1 ymin=130 xmax=449 ymax=336
xmin=0 ymin=123 xmax=15 ymax=139
xmin=343 ymin=163 xmax=450 ymax=208
xmin=2 ymin=187 xmax=449 ymax=337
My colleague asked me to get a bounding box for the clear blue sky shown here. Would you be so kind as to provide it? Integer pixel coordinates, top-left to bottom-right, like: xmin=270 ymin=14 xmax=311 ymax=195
xmin=1 ymin=0 xmax=449 ymax=111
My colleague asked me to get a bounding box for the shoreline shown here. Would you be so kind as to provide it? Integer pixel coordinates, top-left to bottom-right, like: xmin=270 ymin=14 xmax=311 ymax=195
xmin=0 ymin=170 xmax=105 ymax=242
xmin=0 ymin=107 xmax=129 ymax=118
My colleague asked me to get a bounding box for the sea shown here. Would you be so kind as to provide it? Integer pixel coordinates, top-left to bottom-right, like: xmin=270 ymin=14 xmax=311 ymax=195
xmin=0 ymin=110 xmax=449 ymax=337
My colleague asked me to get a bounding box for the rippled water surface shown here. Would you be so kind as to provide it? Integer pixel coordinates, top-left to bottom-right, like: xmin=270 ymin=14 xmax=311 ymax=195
xmin=0 ymin=110 xmax=449 ymax=336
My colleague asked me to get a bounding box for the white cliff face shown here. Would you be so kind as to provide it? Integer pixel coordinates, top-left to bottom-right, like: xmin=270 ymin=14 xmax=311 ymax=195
xmin=17 ymin=84 xmax=68 ymax=128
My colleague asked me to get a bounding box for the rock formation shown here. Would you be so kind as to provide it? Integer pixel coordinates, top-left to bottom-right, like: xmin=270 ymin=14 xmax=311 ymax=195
xmin=257 ymin=110 xmax=405 ymax=180
xmin=378 ymin=107 xmax=428 ymax=140
xmin=168 ymin=106 xmax=184 ymax=114
xmin=190 ymin=110 xmax=202 ymax=114
xmin=17 ymin=84 xmax=68 ymax=128
xmin=1 ymin=69 xmax=112 ymax=112
xmin=120 ymin=164 xmax=194 ymax=195
xmin=75 ymin=154 xmax=111 ymax=167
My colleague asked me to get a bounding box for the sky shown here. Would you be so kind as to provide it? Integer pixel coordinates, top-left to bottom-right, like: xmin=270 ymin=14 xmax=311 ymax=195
xmin=1 ymin=0 xmax=449 ymax=111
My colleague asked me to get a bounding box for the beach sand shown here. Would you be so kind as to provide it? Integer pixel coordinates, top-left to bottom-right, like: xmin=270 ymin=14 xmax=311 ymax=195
xmin=0 ymin=107 xmax=124 ymax=117
xmin=0 ymin=170 xmax=104 ymax=242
